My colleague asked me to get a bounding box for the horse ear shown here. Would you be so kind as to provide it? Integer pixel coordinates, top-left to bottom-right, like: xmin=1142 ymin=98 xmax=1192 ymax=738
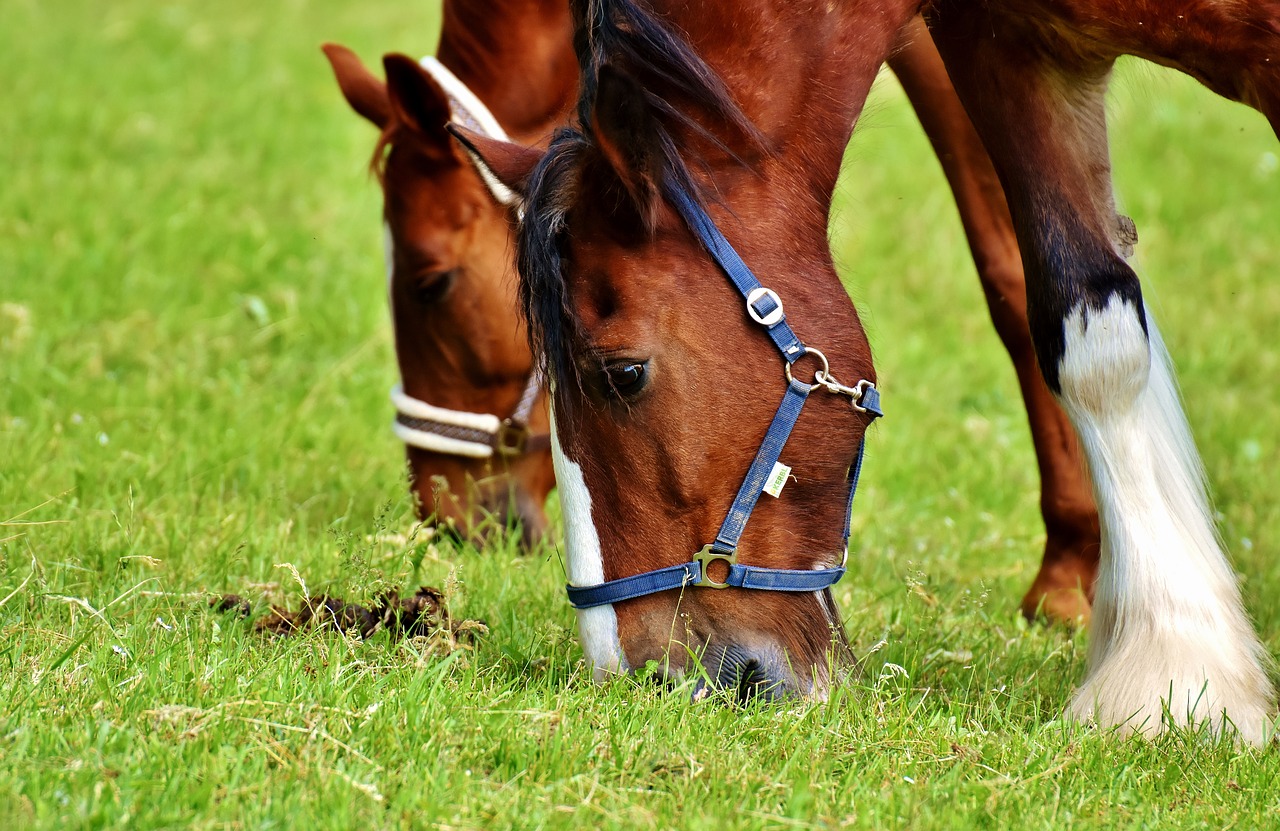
xmin=590 ymin=64 xmax=664 ymax=231
xmin=382 ymin=53 xmax=453 ymax=148
xmin=321 ymin=43 xmax=392 ymax=128
xmin=447 ymin=124 xmax=544 ymax=201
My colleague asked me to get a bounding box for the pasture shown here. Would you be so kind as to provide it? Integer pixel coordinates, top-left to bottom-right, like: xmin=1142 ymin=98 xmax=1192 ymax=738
xmin=3 ymin=0 xmax=1279 ymax=827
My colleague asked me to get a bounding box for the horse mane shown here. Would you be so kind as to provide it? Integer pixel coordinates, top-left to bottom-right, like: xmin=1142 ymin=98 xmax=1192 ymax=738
xmin=369 ymin=124 xmax=399 ymax=183
xmin=517 ymin=0 xmax=766 ymax=394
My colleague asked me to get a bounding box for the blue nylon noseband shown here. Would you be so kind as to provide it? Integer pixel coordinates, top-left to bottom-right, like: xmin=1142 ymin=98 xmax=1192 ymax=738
xmin=565 ymin=183 xmax=883 ymax=610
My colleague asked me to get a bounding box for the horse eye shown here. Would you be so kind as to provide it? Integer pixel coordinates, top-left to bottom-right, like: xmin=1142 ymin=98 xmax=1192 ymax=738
xmin=602 ymin=360 xmax=649 ymax=399
xmin=410 ymin=269 xmax=456 ymax=304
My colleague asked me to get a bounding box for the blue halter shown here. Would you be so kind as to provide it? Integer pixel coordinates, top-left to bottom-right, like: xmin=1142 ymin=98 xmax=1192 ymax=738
xmin=565 ymin=183 xmax=883 ymax=610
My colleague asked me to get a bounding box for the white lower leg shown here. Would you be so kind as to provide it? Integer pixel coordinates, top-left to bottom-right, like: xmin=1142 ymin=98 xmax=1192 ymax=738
xmin=1056 ymin=297 xmax=1274 ymax=742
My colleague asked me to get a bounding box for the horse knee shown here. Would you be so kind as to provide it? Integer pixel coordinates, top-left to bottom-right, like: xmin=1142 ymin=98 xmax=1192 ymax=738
xmin=1055 ymin=294 xmax=1151 ymax=417
xmin=1023 ymin=220 xmax=1150 ymax=413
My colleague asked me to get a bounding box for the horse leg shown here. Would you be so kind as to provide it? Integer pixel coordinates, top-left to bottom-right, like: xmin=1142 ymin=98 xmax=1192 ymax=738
xmin=927 ymin=7 xmax=1275 ymax=742
xmin=889 ymin=18 xmax=1100 ymax=623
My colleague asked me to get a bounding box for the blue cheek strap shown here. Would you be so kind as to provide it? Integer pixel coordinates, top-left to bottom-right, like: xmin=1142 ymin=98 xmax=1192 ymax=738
xmin=565 ymin=183 xmax=882 ymax=610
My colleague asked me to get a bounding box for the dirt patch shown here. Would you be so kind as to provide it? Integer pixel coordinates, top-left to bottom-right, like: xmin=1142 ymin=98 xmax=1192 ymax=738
xmin=210 ymin=586 xmax=487 ymax=647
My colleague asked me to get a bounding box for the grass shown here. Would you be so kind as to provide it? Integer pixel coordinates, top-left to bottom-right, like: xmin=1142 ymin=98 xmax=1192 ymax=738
xmin=2 ymin=0 xmax=1279 ymax=827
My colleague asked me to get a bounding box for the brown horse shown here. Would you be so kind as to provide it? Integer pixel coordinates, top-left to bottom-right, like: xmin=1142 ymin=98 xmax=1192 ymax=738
xmin=329 ymin=1 xmax=1103 ymax=617
xmin=463 ymin=0 xmax=1277 ymax=742
xmin=320 ymin=0 xmax=576 ymax=545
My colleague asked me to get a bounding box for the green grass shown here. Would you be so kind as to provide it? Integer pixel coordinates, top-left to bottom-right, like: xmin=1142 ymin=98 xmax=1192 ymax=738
xmin=3 ymin=0 xmax=1279 ymax=827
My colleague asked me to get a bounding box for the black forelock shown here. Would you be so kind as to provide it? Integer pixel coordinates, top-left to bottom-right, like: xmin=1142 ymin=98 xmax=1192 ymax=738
xmin=517 ymin=0 xmax=766 ymax=400
xmin=516 ymin=126 xmax=589 ymax=397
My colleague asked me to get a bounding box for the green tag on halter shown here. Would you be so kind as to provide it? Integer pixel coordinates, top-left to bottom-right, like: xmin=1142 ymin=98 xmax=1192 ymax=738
xmin=763 ymin=461 xmax=791 ymax=498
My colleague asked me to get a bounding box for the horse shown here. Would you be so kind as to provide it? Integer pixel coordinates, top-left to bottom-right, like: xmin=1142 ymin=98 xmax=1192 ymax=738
xmin=320 ymin=0 xmax=577 ymax=546
xmin=458 ymin=0 xmax=1277 ymax=742
xmin=329 ymin=1 xmax=1104 ymax=619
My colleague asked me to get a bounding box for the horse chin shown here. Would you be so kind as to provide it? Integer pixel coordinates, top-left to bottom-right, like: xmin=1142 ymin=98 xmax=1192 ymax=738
xmin=681 ymin=590 xmax=846 ymax=705
xmin=617 ymin=594 xmax=846 ymax=706
xmin=681 ymin=640 xmax=832 ymax=705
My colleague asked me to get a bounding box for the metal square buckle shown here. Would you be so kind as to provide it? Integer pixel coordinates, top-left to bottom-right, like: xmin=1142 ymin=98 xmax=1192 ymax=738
xmin=693 ymin=545 xmax=737 ymax=589
xmin=495 ymin=420 xmax=529 ymax=457
xmin=745 ymin=286 xmax=784 ymax=327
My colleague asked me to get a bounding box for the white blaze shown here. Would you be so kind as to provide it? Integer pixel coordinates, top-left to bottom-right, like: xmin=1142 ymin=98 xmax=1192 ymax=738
xmin=550 ymin=405 xmax=628 ymax=680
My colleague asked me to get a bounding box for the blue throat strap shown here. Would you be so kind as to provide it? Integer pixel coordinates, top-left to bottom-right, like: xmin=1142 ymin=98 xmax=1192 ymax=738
xmin=565 ymin=182 xmax=882 ymax=610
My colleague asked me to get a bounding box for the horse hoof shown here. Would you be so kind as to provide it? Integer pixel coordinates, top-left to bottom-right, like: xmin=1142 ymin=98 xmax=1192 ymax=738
xmin=1066 ymin=647 xmax=1276 ymax=746
xmin=1021 ymin=585 xmax=1091 ymax=625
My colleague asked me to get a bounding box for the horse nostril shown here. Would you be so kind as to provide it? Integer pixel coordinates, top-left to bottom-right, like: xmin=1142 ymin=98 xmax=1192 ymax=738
xmin=727 ymin=658 xmax=757 ymax=702
xmin=733 ymin=659 xmax=793 ymax=703
xmin=687 ymin=644 xmax=788 ymax=704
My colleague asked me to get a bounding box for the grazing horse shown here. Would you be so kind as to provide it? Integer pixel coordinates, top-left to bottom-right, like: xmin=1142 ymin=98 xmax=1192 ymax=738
xmin=320 ymin=0 xmax=576 ymax=545
xmin=461 ymin=0 xmax=1276 ymax=741
xmin=331 ymin=2 xmax=1106 ymax=619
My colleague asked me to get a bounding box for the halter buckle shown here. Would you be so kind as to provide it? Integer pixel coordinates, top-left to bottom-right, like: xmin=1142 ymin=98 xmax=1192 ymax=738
xmin=694 ymin=545 xmax=737 ymax=589
xmin=849 ymin=379 xmax=878 ymax=414
xmin=745 ymin=287 xmax=785 ymax=327
xmin=495 ymin=420 xmax=529 ymax=457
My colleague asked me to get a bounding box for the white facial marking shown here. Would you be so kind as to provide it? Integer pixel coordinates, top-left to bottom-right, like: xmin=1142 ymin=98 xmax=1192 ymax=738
xmin=550 ymin=405 xmax=628 ymax=681
xmin=1056 ymin=296 xmax=1273 ymax=743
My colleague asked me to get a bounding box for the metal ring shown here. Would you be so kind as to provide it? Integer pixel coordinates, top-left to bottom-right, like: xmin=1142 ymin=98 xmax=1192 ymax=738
xmin=694 ymin=545 xmax=737 ymax=589
xmin=745 ymin=287 xmax=785 ymax=327
xmin=783 ymin=347 xmax=830 ymax=391
xmin=495 ymin=419 xmax=530 ymax=456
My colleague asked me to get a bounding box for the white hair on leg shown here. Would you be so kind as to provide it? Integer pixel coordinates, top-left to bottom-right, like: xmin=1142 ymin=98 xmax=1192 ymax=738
xmin=1056 ymin=296 xmax=1274 ymax=743
xmin=550 ymin=405 xmax=629 ymax=681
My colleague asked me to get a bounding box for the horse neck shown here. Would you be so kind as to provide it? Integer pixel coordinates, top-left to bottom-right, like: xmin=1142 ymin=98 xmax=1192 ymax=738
xmin=669 ymin=0 xmax=916 ymax=211
xmin=436 ymin=0 xmax=577 ymax=144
